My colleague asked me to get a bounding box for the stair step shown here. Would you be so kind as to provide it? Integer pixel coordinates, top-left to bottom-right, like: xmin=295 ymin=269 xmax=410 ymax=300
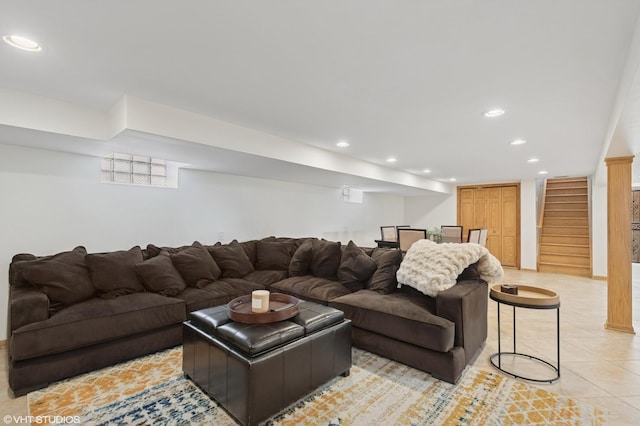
xmin=544 ymin=209 xmax=588 ymax=217
xmin=546 ymin=184 xmax=588 ymax=190
xmin=540 ymin=245 xmax=590 ymax=256
xmin=538 ymin=261 xmax=589 ymax=268
xmin=546 ymin=204 xmax=588 ymax=209
xmin=547 ymin=178 xmax=588 ymax=183
xmin=541 ymin=235 xmax=590 ymax=245
xmin=543 ymin=218 xmax=589 ymax=226
xmin=540 ymin=242 xmax=590 ymax=248
xmin=538 ymin=263 xmax=591 ymax=277
xmin=542 ymin=227 xmax=590 ymax=236
xmin=539 ymin=253 xmax=590 ymax=266
xmin=540 ymin=247 xmax=589 ymax=258
xmin=545 ymin=196 xmax=588 ymax=203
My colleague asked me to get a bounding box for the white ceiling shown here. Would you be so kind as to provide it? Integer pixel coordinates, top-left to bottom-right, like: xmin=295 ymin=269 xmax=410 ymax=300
xmin=1 ymin=1 xmax=640 ymax=194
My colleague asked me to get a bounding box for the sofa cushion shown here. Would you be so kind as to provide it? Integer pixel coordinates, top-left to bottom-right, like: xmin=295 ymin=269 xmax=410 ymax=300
xmin=271 ymin=276 xmax=351 ymax=305
xmin=174 ymin=284 xmax=241 ymax=313
xmin=10 ymin=254 xmax=40 ymax=287
xmin=174 ymin=278 xmax=263 ymax=313
xmin=337 ymin=241 xmax=378 ymax=286
xmin=243 ymin=270 xmax=289 ymax=287
xmin=208 ymin=241 xmax=255 ymax=278
xmin=135 ymin=251 xmax=187 ymax=296
xmin=9 ymin=292 xmax=185 ymax=361
xmin=19 ymin=246 xmax=95 ymax=309
xmin=310 ymin=240 xmax=342 ymax=278
xmin=10 ymin=285 xmax=50 ymax=331
xmin=238 ymin=240 xmax=258 ymax=265
xmin=170 ymin=242 xmax=222 ymax=288
xmin=219 ymin=278 xmax=266 ymax=294
xmin=85 ymin=246 xmax=145 ymax=298
xmin=365 ymin=248 xmax=403 ymax=294
xmin=256 ymin=240 xmax=297 ymax=270
xmin=146 ymin=243 xmax=192 ymax=258
xmin=289 ymin=239 xmax=314 ymax=276
xmin=329 ymin=289 xmax=454 ymax=353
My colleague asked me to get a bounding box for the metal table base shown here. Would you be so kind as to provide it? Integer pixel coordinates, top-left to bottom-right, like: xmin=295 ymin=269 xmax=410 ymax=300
xmin=490 ymin=300 xmax=560 ymax=383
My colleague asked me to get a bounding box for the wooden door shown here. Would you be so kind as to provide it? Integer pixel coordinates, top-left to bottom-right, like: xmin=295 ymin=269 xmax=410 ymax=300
xmin=632 ymin=190 xmax=640 ymax=263
xmin=501 ymin=186 xmax=518 ymax=266
xmin=457 ymin=183 xmax=520 ymax=267
xmin=486 ymin=188 xmax=502 ymax=257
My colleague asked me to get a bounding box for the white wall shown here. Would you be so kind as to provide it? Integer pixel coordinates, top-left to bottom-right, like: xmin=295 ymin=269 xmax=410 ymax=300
xmin=403 ymin=193 xmax=457 ymax=232
xmin=0 ymin=144 xmax=405 ymax=340
xmin=520 ymin=179 xmax=537 ymax=270
xmin=591 ymin=178 xmax=608 ymax=277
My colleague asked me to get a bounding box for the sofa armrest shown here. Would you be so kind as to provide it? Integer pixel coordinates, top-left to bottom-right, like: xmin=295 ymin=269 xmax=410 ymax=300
xmin=9 ymin=285 xmax=49 ymax=331
xmin=436 ymin=279 xmax=488 ymax=362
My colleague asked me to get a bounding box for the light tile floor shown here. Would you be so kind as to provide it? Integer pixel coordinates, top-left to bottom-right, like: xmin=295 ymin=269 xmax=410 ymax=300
xmin=1 ymin=268 xmax=640 ymax=424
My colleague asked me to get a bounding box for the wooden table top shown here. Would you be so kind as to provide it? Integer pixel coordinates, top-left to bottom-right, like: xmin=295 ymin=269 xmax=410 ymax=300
xmin=490 ymin=284 xmax=560 ymax=308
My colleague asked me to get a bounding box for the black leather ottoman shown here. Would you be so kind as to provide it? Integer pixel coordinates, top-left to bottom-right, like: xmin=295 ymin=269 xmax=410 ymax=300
xmin=183 ymin=301 xmax=352 ymax=426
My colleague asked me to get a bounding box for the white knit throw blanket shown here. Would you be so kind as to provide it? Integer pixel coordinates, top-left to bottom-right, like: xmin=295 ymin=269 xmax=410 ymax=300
xmin=396 ymin=239 xmax=504 ymax=297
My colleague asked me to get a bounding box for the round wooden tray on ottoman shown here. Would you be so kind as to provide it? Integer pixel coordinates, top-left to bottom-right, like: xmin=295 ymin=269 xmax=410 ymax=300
xmin=227 ymin=293 xmax=300 ymax=324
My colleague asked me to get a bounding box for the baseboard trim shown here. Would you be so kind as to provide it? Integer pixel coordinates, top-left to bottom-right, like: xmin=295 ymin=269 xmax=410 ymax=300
xmin=592 ymin=275 xmax=607 ymax=281
xmin=0 ymin=339 xmax=6 ymax=349
xmin=520 ymin=268 xmax=537 ymax=272
xmin=605 ymin=322 xmax=636 ymax=334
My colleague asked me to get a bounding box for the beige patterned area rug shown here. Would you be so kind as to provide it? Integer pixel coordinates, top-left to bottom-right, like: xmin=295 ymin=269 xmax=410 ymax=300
xmin=29 ymin=347 xmax=606 ymax=425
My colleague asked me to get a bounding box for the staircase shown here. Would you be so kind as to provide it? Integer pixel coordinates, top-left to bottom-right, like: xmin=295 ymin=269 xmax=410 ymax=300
xmin=538 ymin=177 xmax=591 ymax=277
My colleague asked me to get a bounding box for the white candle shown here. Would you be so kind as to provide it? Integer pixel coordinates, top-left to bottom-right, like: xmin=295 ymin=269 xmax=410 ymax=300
xmin=251 ymin=290 xmax=270 ymax=313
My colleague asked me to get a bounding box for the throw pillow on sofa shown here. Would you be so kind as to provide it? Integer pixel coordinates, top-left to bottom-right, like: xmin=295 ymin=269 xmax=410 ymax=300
xmin=170 ymin=241 xmax=222 ymax=288
xmin=146 ymin=243 xmax=192 ymax=258
xmin=337 ymin=241 xmax=378 ymax=285
xmin=365 ymin=248 xmax=403 ymax=294
xmin=85 ymin=246 xmax=145 ymax=298
xmin=19 ymin=246 xmax=95 ymax=309
xmin=238 ymin=239 xmax=258 ymax=265
xmin=289 ymin=239 xmax=314 ymax=276
xmin=207 ymin=241 xmax=255 ymax=278
xmin=256 ymin=240 xmax=297 ymax=270
xmin=310 ymin=239 xmax=342 ymax=278
xmin=135 ymin=251 xmax=187 ymax=296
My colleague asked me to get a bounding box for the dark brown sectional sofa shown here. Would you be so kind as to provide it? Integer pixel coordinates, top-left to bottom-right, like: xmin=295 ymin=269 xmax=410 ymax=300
xmin=7 ymin=236 xmax=488 ymax=396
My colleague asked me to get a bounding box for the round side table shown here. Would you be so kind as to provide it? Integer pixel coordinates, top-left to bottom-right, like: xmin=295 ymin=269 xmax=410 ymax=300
xmin=489 ymin=284 xmax=560 ymax=383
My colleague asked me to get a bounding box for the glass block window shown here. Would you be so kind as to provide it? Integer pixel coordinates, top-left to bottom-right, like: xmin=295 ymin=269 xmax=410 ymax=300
xmin=101 ymin=153 xmax=167 ymax=187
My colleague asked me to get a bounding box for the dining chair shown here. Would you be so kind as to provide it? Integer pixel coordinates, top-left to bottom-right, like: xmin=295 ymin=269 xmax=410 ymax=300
xmin=397 ymin=228 xmax=427 ymax=252
xmin=467 ymin=228 xmax=481 ymax=244
xmin=380 ymin=226 xmax=397 ymax=242
xmin=478 ymin=228 xmax=488 ymax=246
xmin=441 ymin=225 xmax=463 ymax=243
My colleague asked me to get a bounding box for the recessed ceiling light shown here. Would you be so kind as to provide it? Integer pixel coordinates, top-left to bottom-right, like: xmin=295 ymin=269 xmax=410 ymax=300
xmin=336 ymin=141 xmax=349 ymax=148
xmin=527 ymin=158 xmax=540 ymax=163
xmin=422 ymin=169 xmax=431 ymax=173
xmin=386 ymin=157 xmax=397 ymax=163
xmin=511 ymin=139 xmax=526 ymax=145
xmin=538 ymin=170 xmax=548 ymax=175
xmin=483 ymin=109 xmax=505 ymax=118
xmin=3 ymin=35 xmax=42 ymax=52
xmin=449 ymin=178 xmax=457 ymax=182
